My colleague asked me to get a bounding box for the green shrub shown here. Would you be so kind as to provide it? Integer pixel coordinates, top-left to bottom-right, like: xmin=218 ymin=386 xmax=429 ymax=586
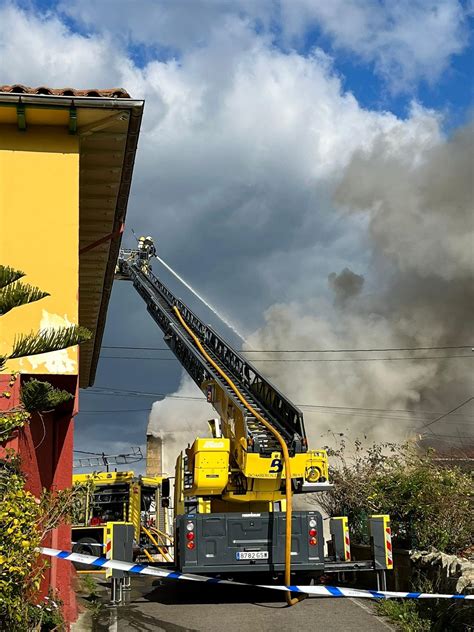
xmin=376 ymin=600 xmax=431 ymax=632
xmin=0 ymin=264 xmax=91 ymax=628
xmin=27 ymin=590 xmax=65 ymax=631
xmin=376 ymin=573 xmax=474 ymax=632
xmin=0 ymin=452 xmax=83 ymax=630
xmin=318 ymin=440 xmax=473 ymax=554
xmin=21 ymin=379 xmax=73 ymax=413
xmin=0 ymin=455 xmax=43 ymax=629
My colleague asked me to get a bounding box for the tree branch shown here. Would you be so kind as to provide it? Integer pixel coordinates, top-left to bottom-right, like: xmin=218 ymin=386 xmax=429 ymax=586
xmin=10 ymin=326 xmax=92 ymax=359
xmin=0 ymin=282 xmax=50 ymax=315
xmin=0 ymin=264 xmax=25 ymax=289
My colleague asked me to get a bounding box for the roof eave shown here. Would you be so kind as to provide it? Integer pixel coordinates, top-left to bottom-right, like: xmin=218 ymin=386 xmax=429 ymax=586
xmin=0 ymin=91 xmax=144 ymax=110
xmin=83 ymin=102 xmax=144 ymax=387
xmin=0 ymin=89 xmax=144 ymax=388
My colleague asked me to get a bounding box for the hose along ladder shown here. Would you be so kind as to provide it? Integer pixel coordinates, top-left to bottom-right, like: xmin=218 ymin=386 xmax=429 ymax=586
xmin=117 ymin=251 xmax=312 ymax=604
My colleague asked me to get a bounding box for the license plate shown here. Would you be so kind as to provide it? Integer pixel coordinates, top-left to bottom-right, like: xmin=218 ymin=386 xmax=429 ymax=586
xmin=236 ymin=551 xmax=269 ymax=560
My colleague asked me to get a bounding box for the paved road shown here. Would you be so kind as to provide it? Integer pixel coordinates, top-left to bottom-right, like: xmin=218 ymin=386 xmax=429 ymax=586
xmin=81 ymin=576 xmax=393 ymax=632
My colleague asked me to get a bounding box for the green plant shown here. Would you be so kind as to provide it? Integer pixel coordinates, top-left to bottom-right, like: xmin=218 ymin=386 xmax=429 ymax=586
xmin=318 ymin=440 xmax=473 ymax=554
xmin=0 ymin=265 xmax=90 ymax=438
xmin=0 ymin=457 xmax=43 ymax=628
xmin=0 ymin=407 xmax=30 ymax=438
xmin=21 ymin=379 xmax=73 ymax=413
xmin=0 ymin=263 xmax=90 ymax=373
xmin=1 ymin=374 xmax=75 ymax=440
xmin=80 ymin=574 xmax=98 ymax=597
xmin=10 ymin=325 xmax=90 ymax=360
xmin=376 ymin=573 xmax=474 ymax=632
xmin=0 ymin=280 xmax=49 ymax=316
xmin=0 ymin=265 xmax=24 ymax=287
xmin=84 ymin=597 xmax=104 ymax=620
xmin=79 ymin=574 xmax=104 ymax=621
xmin=0 ymin=264 xmax=91 ymax=629
xmin=376 ymin=600 xmax=431 ymax=632
xmin=27 ymin=590 xmax=65 ymax=631
xmin=0 ymin=453 xmax=86 ymax=631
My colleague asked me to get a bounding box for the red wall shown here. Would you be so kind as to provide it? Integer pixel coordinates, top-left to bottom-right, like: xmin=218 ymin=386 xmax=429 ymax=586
xmin=0 ymin=373 xmax=78 ymax=626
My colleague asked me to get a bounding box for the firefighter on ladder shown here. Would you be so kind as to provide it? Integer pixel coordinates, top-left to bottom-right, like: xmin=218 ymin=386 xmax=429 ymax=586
xmin=137 ymin=235 xmax=156 ymax=271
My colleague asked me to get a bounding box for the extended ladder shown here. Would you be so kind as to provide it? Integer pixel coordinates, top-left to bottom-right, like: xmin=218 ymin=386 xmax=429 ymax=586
xmin=116 ymin=252 xmax=308 ymax=456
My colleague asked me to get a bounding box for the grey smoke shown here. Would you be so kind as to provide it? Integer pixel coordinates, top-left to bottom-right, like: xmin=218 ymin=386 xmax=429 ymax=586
xmin=244 ymin=121 xmax=474 ymax=448
xmin=328 ymin=268 xmax=364 ymax=306
xmin=148 ymin=376 xmax=210 ymax=476
xmin=335 ymin=122 xmax=473 ymax=282
xmin=148 ymin=121 xmax=473 ymax=461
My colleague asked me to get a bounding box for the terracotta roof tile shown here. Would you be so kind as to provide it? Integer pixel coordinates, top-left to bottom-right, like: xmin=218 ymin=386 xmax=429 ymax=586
xmin=0 ymin=84 xmax=131 ymax=98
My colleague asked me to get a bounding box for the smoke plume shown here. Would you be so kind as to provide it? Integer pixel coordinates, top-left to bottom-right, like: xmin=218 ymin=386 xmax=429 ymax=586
xmin=245 ymin=121 xmax=474 ymax=448
xmin=328 ymin=268 xmax=364 ymax=307
xmin=147 ymin=376 xmax=210 ymax=475
xmin=148 ymin=121 xmax=473 ymax=461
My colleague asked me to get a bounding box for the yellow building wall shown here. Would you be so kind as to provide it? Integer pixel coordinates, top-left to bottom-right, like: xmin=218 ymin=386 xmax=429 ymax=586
xmin=0 ymin=125 xmax=79 ymax=375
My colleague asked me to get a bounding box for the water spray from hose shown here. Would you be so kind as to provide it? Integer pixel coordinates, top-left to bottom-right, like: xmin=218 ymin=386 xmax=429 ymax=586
xmin=153 ymin=254 xmax=247 ymax=343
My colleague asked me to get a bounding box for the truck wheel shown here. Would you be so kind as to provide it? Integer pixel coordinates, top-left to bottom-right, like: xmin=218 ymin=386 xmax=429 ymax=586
xmin=72 ymin=537 xmax=102 ymax=571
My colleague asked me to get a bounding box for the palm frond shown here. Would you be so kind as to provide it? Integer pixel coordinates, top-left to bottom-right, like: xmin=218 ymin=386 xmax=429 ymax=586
xmin=0 ymin=265 xmax=24 ymax=289
xmin=0 ymin=282 xmax=50 ymax=315
xmin=10 ymin=325 xmax=92 ymax=359
xmin=0 ymin=356 xmax=6 ymax=372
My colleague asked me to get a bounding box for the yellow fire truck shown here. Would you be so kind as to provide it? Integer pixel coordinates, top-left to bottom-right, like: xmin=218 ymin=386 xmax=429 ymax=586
xmin=114 ymin=240 xmax=393 ymax=603
xmin=71 ymin=470 xmax=172 ymax=567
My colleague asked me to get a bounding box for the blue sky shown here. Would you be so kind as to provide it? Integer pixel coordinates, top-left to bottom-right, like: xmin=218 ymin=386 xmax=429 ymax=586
xmin=16 ymin=0 xmax=474 ymax=127
xmin=1 ymin=0 xmax=472 ymax=460
xmin=299 ymin=16 xmax=473 ymax=126
xmin=335 ymin=43 xmax=473 ymax=129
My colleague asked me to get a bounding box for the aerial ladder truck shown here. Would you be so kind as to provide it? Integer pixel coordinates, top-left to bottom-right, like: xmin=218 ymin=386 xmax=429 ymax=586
xmin=115 ymin=239 xmax=393 ymax=600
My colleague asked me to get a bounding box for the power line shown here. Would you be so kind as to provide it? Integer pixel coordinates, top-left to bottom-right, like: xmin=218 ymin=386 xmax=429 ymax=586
xmin=300 ymin=411 xmax=473 ymax=424
xmin=419 ymin=396 xmax=474 ymax=431
xmin=419 ymin=435 xmax=474 ymax=447
xmin=102 ymin=344 xmax=473 ymax=354
xmin=76 ymin=407 xmax=473 ymax=425
xmin=293 ymin=403 xmax=472 ymax=417
xmin=99 ymin=354 xmax=473 ymax=363
xmin=84 ymin=386 xmax=474 ymax=419
xmin=78 ymin=409 xmax=153 ymax=414
xmin=426 ymin=433 xmax=474 ymax=439
xmin=251 ymin=355 xmax=473 ymax=363
xmin=101 ymin=356 xmax=175 ymax=361
xmin=77 ymin=404 xmax=472 ymax=419
xmin=103 ymin=346 xmax=171 ymax=352
xmin=86 ymin=387 xmax=201 ymax=400
xmin=81 ymin=387 xmax=473 ymax=433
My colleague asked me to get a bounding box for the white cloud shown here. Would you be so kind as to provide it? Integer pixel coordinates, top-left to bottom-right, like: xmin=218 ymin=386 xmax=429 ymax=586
xmin=0 ymin=5 xmax=130 ymax=87
xmin=124 ymin=33 xmax=442 ymax=323
xmin=280 ymin=0 xmax=469 ymax=92
xmin=0 ymin=2 xmax=445 ymax=328
xmin=3 ymin=4 xmax=467 ymax=454
xmin=58 ymin=0 xmax=470 ymax=93
xmin=59 ymin=0 xmax=269 ymax=54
